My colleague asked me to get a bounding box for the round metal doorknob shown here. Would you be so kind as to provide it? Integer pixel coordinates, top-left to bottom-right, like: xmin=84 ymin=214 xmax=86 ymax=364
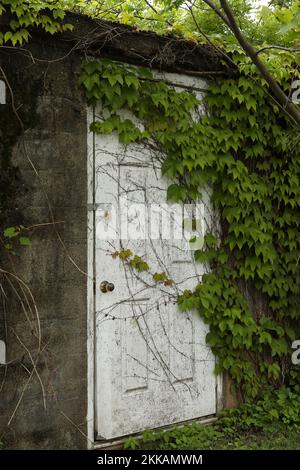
xmin=100 ymin=281 xmax=115 ymax=293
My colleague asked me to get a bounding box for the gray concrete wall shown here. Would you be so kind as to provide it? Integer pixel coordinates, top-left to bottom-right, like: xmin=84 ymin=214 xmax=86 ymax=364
xmin=0 ymin=42 xmax=88 ymax=449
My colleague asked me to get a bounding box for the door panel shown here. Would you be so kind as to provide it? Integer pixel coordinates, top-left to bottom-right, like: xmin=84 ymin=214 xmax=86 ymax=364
xmin=92 ymin=77 xmax=217 ymax=440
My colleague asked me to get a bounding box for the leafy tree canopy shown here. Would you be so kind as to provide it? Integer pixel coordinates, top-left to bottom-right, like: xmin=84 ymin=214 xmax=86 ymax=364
xmin=0 ymin=1 xmax=299 ymax=48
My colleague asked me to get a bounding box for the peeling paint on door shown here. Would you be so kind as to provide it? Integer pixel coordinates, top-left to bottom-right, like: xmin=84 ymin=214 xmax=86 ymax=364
xmin=88 ymin=73 xmax=220 ymax=440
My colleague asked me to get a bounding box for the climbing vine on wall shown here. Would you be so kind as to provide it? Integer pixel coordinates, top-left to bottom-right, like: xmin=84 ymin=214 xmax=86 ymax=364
xmin=0 ymin=0 xmax=73 ymax=46
xmin=80 ymin=55 xmax=300 ymax=399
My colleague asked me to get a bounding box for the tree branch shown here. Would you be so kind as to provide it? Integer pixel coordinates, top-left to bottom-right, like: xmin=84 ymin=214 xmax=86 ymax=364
xmin=256 ymin=45 xmax=300 ymax=55
xmin=200 ymin=0 xmax=231 ymax=28
xmin=218 ymin=0 xmax=300 ymax=128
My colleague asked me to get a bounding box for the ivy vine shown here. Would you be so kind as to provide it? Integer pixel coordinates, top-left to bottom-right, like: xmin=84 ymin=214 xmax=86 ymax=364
xmin=80 ymin=56 xmax=300 ymax=399
xmin=0 ymin=0 xmax=73 ymax=46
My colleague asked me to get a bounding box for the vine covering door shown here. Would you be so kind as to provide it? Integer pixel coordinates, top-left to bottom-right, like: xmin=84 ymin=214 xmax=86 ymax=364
xmin=91 ymin=74 xmax=218 ymax=440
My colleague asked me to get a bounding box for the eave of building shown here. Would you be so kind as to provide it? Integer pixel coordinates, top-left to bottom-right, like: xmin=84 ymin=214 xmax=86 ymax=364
xmin=0 ymin=11 xmax=235 ymax=77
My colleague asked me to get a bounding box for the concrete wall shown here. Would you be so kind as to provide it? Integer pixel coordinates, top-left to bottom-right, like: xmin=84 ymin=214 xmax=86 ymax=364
xmin=0 ymin=42 xmax=88 ymax=449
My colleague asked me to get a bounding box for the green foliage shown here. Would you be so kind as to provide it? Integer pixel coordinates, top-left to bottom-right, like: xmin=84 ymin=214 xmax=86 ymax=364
xmin=129 ymin=255 xmax=149 ymax=272
xmin=113 ymin=249 xmax=131 ymax=260
xmin=90 ymin=115 xmax=149 ymax=144
xmin=72 ymin=0 xmax=300 ymax=50
xmin=153 ymin=272 xmax=168 ymax=283
xmin=123 ymin=436 xmax=140 ymax=450
xmin=127 ymin=421 xmax=300 ymax=451
xmin=220 ymin=385 xmax=300 ymax=434
xmin=152 ymin=272 xmax=174 ymax=286
xmin=275 ymin=0 xmax=300 ymax=45
xmin=3 ymin=225 xmax=32 ymax=253
xmin=1 ymin=0 xmax=299 ymax=422
xmin=0 ymin=0 xmax=74 ymax=46
xmin=123 ymin=384 xmax=300 ymax=450
xmin=112 ymin=249 xmax=149 ymax=271
xmin=139 ymin=423 xmax=223 ymax=450
xmin=112 ymin=251 xmax=175 ymax=283
xmin=81 ymin=56 xmax=300 ymax=399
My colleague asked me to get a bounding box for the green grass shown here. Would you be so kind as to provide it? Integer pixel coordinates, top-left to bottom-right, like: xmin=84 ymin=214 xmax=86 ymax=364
xmin=159 ymin=424 xmax=300 ymax=450
xmin=218 ymin=428 xmax=300 ymax=450
xmin=124 ymin=422 xmax=300 ymax=450
xmin=124 ymin=386 xmax=300 ymax=451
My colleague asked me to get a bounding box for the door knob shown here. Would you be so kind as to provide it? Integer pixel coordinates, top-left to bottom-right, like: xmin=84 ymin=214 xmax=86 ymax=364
xmin=100 ymin=281 xmax=115 ymax=293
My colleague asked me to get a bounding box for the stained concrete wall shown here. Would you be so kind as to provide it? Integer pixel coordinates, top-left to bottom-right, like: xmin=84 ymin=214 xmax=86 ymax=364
xmin=0 ymin=41 xmax=88 ymax=449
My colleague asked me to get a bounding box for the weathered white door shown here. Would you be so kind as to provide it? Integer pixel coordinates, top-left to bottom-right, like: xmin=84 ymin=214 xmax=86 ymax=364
xmin=90 ymin=74 xmax=218 ymax=440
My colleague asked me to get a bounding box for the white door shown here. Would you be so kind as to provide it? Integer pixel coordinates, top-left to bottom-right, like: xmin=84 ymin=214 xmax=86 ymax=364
xmin=90 ymin=73 xmax=218 ymax=440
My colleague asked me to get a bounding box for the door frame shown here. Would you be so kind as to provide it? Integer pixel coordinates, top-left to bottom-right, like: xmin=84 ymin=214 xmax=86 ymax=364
xmin=86 ymin=71 xmax=224 ymax=449
xmin=87 ymin=104 xmax=96 ymax=449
